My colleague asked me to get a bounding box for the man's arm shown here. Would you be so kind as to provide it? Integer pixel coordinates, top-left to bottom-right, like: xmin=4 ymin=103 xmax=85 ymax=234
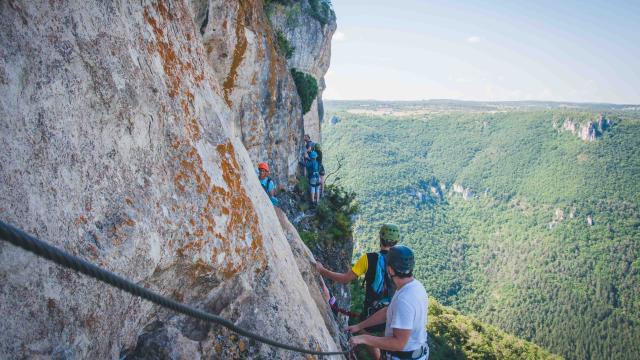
xmin=350 ymin=328 xmax=411 ymax=352
xmin=315 ymin=262 xmax=357 ymax=283
xmin=348 ymin=306 xmax=387 ymax=333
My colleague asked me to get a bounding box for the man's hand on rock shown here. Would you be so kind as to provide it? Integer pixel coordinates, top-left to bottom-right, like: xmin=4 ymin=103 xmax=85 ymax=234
xmin=315 ymin=261 xmax=326 ymax=274
xmin=349 ymin=334 xmax=368 ymax=347
xmin=346 ymin=323 xmax=362 ymax=334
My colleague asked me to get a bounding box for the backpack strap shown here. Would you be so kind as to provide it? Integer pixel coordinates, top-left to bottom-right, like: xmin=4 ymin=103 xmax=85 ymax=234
xmin=364 ymin=252 xmax=377 ymax=284
xmin=261 ymin=177 xmax=272 ymax=193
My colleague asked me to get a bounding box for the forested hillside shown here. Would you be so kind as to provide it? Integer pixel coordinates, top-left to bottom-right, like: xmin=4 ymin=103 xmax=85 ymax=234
xmin=348 ymin=283 xmax=561 ymax=359
xmin=428 ymin=299 xmax=561 ymax=359
xmin=323 ymin=102 xmax=640 ymax=359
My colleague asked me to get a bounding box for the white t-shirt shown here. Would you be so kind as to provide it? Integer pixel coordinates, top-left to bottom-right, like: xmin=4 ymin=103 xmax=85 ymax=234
xmin=384 ymin=279 xmax=428 ymax=351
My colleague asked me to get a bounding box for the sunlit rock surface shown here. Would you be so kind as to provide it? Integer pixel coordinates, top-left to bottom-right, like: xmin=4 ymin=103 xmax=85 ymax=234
xmin=0 ymin=1 xmax=340 ymax=358
xmin=194 ymin=0 xmax=304 ymax=186
xmin=268 ymin=0 xmax=336 ymax=143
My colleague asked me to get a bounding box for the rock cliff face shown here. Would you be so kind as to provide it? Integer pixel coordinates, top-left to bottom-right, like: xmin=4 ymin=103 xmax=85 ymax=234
xmin=0 ymin=1 xmax=339 ymax=359
xmin=267 ymin=0 xmax=336 ymax=143
xmin=194 ymin=0 xmax=306 ymax=185
xmin=192 ymin=0 xmax=336 ymax=183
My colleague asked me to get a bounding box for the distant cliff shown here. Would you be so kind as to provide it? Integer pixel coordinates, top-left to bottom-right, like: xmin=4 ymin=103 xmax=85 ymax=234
xmin=554 ymin=113 xmax=614 ymax=142
xmin=0 ymin=1 xmax=339 ymax=358
xmin=266 ymin=0 xmax=336 ymax=143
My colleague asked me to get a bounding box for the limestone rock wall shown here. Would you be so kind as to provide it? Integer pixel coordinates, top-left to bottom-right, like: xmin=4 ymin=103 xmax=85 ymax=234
xmin=275 ymin=208 xmax=348 ymax=347
xmin=268 ymin=0 xmax=337 ymax=143
xmin=0 ymin=1 xmax=340 ymax=358
xmin=194 ymin=0 xmax=304 ymax=185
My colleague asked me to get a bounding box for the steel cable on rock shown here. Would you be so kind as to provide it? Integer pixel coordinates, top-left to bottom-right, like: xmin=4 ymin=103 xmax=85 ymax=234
xmin=0 ymin=220 xmax=348 ymax=357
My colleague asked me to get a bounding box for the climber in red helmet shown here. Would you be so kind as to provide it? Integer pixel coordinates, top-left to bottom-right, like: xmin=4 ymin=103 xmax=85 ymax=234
xmin=257 ymin=162 xmax=278 ymax=205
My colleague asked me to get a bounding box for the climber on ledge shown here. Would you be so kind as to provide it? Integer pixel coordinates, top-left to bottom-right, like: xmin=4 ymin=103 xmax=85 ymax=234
xmin=304 ymin=134 xmax=315 ymax=159
xmin=313 ymin=143 xmax=326 ymax=197
xmin=348 ymin=245 xmax=429 ymax=360
xmin=305 ymin=151 xmax=321 ymax=205
xmin=315 ymin=224 xmax=401 ymax=359
xmin=257 ymin=162 xmax=279 ymax=206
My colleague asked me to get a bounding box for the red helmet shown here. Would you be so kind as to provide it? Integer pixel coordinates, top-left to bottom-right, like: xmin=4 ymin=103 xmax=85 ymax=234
xmin=258 ymin=162 xmax=269 ymax=172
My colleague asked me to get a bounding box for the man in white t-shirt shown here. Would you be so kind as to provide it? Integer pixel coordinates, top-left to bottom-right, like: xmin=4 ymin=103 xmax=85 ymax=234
xmin=348 ymin=245 xmax=429 ymax=360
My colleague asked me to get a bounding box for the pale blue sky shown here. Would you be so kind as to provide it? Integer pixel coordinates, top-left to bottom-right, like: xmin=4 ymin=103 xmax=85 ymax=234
xmin=324 ymin=0 xmax=640 ymax=104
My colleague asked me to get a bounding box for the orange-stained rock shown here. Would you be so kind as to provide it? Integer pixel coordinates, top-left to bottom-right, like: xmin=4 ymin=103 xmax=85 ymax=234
xmin=0 ymin=1 xmax=341 ymax=358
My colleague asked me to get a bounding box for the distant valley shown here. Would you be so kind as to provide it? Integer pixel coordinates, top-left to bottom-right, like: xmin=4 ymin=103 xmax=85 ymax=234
xmin=323 ymin=100 xmax=640 ymax=359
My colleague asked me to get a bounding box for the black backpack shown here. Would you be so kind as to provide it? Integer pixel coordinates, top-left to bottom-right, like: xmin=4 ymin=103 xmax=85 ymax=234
xmin=308 ymin=161 xmax=320 ymax=186
xmin=363 ymin=251 xmax=395 ymax=315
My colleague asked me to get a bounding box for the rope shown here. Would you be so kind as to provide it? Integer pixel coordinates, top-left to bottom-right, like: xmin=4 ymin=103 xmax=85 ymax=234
xmin=330 ymin=303 xmax=360 ymax=318
xmin=0 ymin=220 xmax=347 ymax=357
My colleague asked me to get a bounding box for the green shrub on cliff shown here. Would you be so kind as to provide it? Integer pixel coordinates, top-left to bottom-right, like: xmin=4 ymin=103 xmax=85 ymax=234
xmin=309 ymin=0 xmax=333 ymax=25
xmin=290 ymin=68 xmax=318 ymax=114
xmin=264 ymin=0 xmax=295 ymax=7
xmin=297 ymin=184 xmax=357 ymax=248
xmin=315 ymin=184 xmax=358 ymax=245
xmin=276 ymin=31 xmax=295 ymax=59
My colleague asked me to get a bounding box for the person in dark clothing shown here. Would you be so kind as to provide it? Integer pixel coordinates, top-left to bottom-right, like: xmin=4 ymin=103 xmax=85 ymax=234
xmin=313 ymin=143 xmax=325 ymax=196
xmin=304 ymin=134 xmax=315 ymax=159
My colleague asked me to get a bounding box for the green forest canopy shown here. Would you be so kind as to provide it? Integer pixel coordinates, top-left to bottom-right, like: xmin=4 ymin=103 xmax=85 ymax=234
xmin=323 ymin=102 xmax=640 ymax=360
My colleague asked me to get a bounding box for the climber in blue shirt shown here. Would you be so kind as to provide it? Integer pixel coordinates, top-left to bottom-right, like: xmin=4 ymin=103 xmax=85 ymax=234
xmin=258 ymin=162 xmax=278 ymax=206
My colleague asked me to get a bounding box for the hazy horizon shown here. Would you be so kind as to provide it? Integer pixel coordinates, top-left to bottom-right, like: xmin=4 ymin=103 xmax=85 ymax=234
xmin=324 ymin=0 xmax=640 ymax=104
xmin=324 ymin=98 xmax=640 ymax=106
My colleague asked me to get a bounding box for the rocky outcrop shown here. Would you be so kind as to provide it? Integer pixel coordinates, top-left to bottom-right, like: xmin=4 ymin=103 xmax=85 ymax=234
xmin=453 ymin=183 xmax=474 ymax=201
xmin=411 ymin=178 xmax=446 ymax=208
xmin=547 ymin=207 xmax=596 ymax=230
xmin=275 ymin=208 xmax=349 ymax=346
xmin=587 ymin=215 xmax=594 ymax=226
xmin=548 ymin=208 xmax=565 ymax=229
xmin=0 ymin=1 xmax=339 ymax=359
xmin=267 ymin=0 xmax=336 ymax=143
xmin=555 ymin=114 xmax=613 ymax=142
xmin=194 ymin=0 xmax=306 ymax=186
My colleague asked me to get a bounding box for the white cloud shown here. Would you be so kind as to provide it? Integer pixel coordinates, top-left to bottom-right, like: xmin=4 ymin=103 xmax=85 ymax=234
xmin=466 ymin=36 xmax=481 ymax=44
xmin=333 ymin=31 xmax=346 ymax=41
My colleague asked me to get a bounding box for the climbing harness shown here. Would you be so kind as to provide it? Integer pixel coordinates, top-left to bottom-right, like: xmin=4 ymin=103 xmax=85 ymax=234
xmin=384 ymin=343 xmax=429 ymax=360
xmin=0 ymin=220 xmax=348 ymax=357
xmin=371 ymin=251 xmax=387 ymax=295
